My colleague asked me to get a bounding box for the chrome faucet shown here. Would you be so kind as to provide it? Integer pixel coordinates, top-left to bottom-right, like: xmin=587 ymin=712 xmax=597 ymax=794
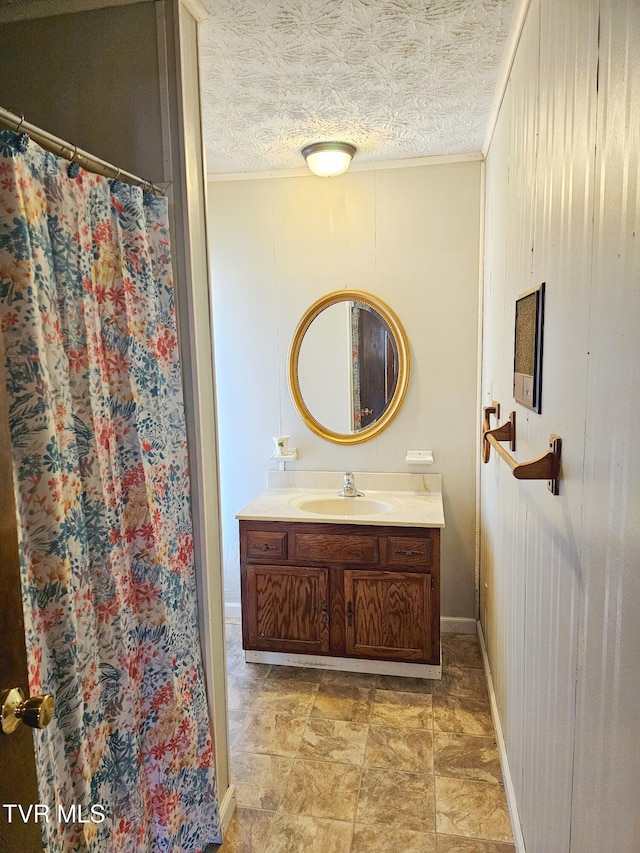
xmin=337 ymin=472 xmax=364 ymax=497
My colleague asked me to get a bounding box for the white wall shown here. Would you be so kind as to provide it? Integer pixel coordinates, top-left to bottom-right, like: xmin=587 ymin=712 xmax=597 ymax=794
xmin=481 ymin=0 xmax=640 ymax=850
xmin=208 ymin=160 xmax=481 ymax=616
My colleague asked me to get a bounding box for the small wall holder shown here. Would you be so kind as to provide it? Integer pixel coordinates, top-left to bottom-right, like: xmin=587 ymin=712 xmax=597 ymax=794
xmin=273 ymin=435 xmax=290 ymax=456
xmin=405 ymin=450 xmax=434 ymax=465
xmin=270 ymin=436 xmax=298 ymax=470
xmin=482 ymin=401 xmax=562 ymax=495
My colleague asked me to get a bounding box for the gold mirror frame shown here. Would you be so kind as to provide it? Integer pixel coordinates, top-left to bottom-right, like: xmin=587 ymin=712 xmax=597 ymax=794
xmin=287 ymin=290 xmax=411 ymax=445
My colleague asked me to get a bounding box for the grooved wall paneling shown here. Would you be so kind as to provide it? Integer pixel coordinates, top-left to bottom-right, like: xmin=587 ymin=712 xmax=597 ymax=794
xmin=481 ymin=1 xmax=639 ymax=850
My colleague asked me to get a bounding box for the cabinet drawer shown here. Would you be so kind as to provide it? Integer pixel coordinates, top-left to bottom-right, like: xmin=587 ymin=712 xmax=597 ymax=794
xmin=293 ymin=533 xmax=378 ymax=564
xmin=246 ymin=530 xmax=287 ymax=561
xmin=385 ymin=536 xmax=432 ymax=567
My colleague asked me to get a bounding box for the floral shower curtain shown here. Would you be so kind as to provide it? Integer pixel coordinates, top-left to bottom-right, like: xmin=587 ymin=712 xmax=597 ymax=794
xmin=0 ymin=130 xmax=220 ymax=852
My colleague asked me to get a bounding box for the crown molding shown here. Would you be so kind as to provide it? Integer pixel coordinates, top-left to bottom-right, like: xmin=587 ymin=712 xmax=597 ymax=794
xmin=482 ymin=0 xmax=533 ymax=157
xmin=178 ymin=0 xmax=209 ymax=23
xmin=208 ymin=151 xmax=484 ymax=182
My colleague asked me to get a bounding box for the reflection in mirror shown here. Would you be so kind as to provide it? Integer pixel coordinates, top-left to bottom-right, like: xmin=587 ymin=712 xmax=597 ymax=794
xmin=288 ymin=290 xmax=410 ymax=445
xmin=298 ymin=301 xmax=398 ymax=434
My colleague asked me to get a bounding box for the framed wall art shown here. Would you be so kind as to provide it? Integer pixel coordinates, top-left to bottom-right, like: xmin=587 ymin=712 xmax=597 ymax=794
xmin=513 ymin=282 xmax=545 ymax=413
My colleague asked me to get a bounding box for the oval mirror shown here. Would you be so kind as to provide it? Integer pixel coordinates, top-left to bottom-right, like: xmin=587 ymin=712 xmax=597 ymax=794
xmin=288 ymin=290 xmax=411 ymax=444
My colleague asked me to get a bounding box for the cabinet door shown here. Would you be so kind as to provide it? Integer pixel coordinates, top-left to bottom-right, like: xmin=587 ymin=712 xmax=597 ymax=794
xmin=345 ymin=570 xmax=431 ymax=662
xmin=246 ymin=565 xmax=330 ymax=653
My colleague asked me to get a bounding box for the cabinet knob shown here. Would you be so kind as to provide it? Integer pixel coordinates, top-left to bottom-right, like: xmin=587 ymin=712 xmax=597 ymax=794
xmin=394 ymin=549 xmax=421 ymax=557
xmin=253 ymin=544 xmax=277 ymax=552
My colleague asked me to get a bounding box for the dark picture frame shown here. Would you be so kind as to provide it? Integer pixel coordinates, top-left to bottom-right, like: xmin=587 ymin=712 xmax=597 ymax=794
xmin=513 ymin=282 xmax=545 ymax=413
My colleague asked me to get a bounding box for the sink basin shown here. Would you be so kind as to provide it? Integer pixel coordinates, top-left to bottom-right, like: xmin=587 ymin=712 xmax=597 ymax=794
xmin=297 ymin=497 xmax=391 ymax=516
xmin=237 ymin=474 xmax=445 ymax=527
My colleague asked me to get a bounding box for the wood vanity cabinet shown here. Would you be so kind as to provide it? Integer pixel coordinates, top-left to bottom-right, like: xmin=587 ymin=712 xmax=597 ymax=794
xmin=239 ymin=520 xmax=440 ymax=665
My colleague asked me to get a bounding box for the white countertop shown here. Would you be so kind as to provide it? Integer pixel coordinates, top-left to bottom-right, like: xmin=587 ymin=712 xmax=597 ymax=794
xmin=236 ymin=471 xmax=445 ymax=528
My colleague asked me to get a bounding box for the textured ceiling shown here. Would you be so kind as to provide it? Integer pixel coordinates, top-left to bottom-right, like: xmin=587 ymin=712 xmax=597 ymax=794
xmin=199 ymin=0 xmax=517 ymax=175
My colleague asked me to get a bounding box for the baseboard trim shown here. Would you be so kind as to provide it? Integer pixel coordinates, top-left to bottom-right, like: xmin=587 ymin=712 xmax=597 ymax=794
xmin=225 ymin=603 xmax=476 ymax=635
xmin=477 ymin=621 xmax=526 ymax=853
xmin=218 ymin=783 xmax=236 ymax=837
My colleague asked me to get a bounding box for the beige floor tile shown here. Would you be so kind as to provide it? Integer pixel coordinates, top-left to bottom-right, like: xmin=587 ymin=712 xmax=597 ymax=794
xmin=227 ymin=651 xmax=271 ymax=681
xmin=310 ymin=684 xmax=375 ymax=723
xmin=265 ymin=813 xmax=353 ymax=853
xmin=298 ymin=718 xmax=369 ymax=765
xmin=433 ymin=666 xmax=489 ymax=700
xmin=233 ymin=711 xmax=307 ymax=757
xmin=227 ymin=658 xmax=272 ymax=684
xmin=231 ymin=752 xmax=293 ymax=810
xmin=225 ymin=647 xmax=247 ymax=671
xmin=253 ymin=678 xmax=319 ymax=716
xmin=278 ymin=759 xmax=361 ymax=821
xmin=364 ymin=725 xmax=433 ymax=773
xmin=435 ymin=777 xmax=513 ymax=843
xmin=370 ymin=689 xmax=432 ymax=728
xmin=217 ymin=807 xmax=274 ymax=853
xmin=228 ymin=708 xmax=249 ymax=744
xmin=224 ymin=621 xmax=273 ymax=682
xmin=225 ymin=645 xmax=244 ymax=665
xmin=224 ymin=621 xmax=514 ymax=852
xmin=434 ymin=733 xmax=502 ymax=784
xmin=267 ymin=665 xmax=325 ymax=683
xmin=351 ymin=823 xmax=436 ymax=852
xmin=357 ymin=767 xmax=435 ymax=832
xmin=441 ymin=634 xmax=484 ymax=669
xmin=375 ymin=674 xmax=434 ymax=694
xmin=225 ymin=628 xmax=243 ymax=650
xmin=432 ymin=694 xmax=494 ymax=736
xmin=436 ymin=834 xmax=516 ymax=853
xmin=227 ymin=676 xmax=265 ymax=710
xmin=321 ymin=669 xmax=378 ymax=688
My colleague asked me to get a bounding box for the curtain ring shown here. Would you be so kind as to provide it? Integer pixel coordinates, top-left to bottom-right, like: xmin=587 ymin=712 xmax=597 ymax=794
xmin=15 ymin=112 xmax=25 ymax=133
xmin=67 ymin=145 xmax=81 ymax=178
xmin=114 ymin=167 xmax=121 ymax=181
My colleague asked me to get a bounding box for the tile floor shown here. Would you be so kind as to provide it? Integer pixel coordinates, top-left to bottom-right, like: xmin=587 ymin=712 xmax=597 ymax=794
xmin=217 ymin=620 xmax=515 ymax=853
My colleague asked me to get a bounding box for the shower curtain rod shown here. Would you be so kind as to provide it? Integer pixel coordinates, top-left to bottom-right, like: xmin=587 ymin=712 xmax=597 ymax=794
xmin=0 ymin=106 xmax=167 ymax=196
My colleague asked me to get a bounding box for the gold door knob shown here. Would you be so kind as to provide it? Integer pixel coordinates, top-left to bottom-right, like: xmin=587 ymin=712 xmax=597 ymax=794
xmin=1 ymin=688 xmax=55 ymax=734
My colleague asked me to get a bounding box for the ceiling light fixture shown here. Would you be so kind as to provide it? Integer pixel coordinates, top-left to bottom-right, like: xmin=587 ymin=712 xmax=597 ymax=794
xmin=302 ymin=141 xmax=356 ymax=177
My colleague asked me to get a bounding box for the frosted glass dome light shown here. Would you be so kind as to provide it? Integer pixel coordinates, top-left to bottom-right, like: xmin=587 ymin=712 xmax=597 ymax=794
xmin=302 ymin=142 xmax=356 ymax=177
